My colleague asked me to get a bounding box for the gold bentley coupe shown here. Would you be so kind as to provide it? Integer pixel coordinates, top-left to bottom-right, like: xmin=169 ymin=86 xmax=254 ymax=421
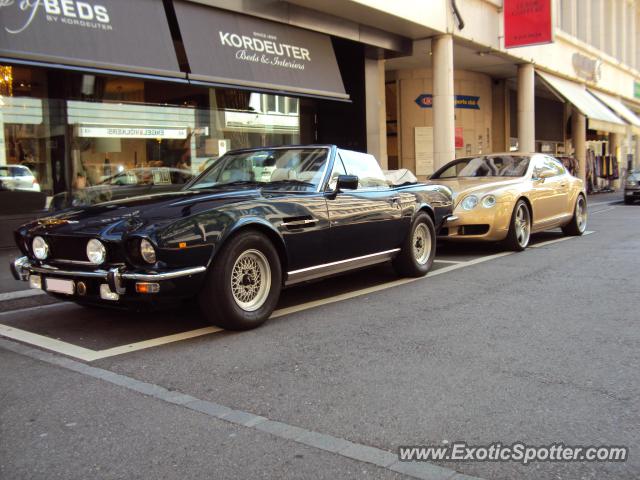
xmin=429 ymin=153 xmax=587 ymax=251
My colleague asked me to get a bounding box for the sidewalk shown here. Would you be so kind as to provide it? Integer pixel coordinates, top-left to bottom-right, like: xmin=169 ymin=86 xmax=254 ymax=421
xmin=587 ymin=190 xmax=623 ymax=205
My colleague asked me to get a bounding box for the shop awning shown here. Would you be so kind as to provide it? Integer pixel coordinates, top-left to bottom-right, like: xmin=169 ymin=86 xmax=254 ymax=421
xmin=0 ymin=0 xmax=182 ymax=78
xmin=173 ymin=1 xmax=349 ymax=101
xmin=537 ymin=71 xmax=627 ymax=134
xmin=588 ymin=89 xmax=640 ymax=136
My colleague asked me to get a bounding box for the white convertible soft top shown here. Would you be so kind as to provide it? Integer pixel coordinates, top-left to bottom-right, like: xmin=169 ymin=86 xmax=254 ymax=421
xmin=383 ymin=169 xmax=418 ymax=186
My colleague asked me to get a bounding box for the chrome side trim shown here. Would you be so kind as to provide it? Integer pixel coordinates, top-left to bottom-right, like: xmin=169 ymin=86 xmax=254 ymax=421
xmin=286 ymin=249 xmax=400 ymax=286
xmin=281 ymin=218 xmax=316 ymax=227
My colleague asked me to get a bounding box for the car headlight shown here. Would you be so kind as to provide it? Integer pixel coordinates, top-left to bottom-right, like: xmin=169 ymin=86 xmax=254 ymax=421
xmin=461 ymin=195 xmax=478 ymax=210
xmin=140 ymin=239 xmax=157 ymax=264
xmin=32 ymin=236 xmax=49 ymax=260
xmin=626 ymin=180 xmax=636 ymax=187
xmin=482 ymin=195 xmax=497 ymax=208
xmin=86 ymin=239 xmax=106 ymax=265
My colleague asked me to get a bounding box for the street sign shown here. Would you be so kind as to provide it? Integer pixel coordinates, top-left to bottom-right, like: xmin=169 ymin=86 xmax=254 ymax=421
xmin=504 ymin=0 xmax=553 ymax=48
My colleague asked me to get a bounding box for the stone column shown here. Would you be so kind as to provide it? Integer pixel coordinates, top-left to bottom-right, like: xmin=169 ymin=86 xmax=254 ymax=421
xmin=432 ymin=34 xmax=455 ymax=170
xmin=364 ymin=57 xmax=388 ymax=169
xmin=517 ymin=63 xmax=535 ymax=153
xmin=572 ymin=108 xmax=586 ymax=182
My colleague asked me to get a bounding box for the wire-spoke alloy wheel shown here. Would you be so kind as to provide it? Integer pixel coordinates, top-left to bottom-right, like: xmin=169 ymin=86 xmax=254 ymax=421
xmin=515 ymin=204 xmax=531 ymax=248
xmin=412 ymin=223 xmax=432 ymax=265
xmin=505 ymin=200 xmax=531 ymax=251
xmin=393 ymin=212 xmax=436 ymax=277
xmin=562 ymin=194 xmax=588 ymax=236
xmin=198 ymin=230 xmax=281 ymax=330
xmin=230 ymin=249 xmax=271 ymax=312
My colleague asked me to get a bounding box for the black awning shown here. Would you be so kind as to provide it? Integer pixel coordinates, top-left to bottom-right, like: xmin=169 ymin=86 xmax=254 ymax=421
xmin=0 ymin=0 xmax=182 ymax=78
xmin=173 ymin=1 xmax=349 ymax=101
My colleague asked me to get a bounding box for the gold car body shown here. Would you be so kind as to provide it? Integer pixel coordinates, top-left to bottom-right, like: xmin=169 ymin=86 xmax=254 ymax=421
xmin=429 ymin=153 xmax=585 ymax=242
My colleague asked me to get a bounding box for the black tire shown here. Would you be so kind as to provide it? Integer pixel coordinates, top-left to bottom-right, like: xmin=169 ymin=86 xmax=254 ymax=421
xmin=392 ymin=212 xmax=436 ymax=277
xmin=562 ymin=194 xmax=587 ymax=236
xmin=504 ymin=200 xmax=531 ymax=251
xmin=624 ymin=197 xmax=634 ymax=205
xmin=198 ymin=230 xmax=282 ymax=330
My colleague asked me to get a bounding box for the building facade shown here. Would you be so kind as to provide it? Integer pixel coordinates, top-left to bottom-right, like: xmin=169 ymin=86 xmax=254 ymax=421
xmin=1 ymin=0 xmax=639 ymax=247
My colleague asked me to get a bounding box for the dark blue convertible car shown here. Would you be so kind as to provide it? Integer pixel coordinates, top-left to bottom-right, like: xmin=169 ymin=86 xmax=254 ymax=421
xmin=11 ymin=145 xmax=453 ymax=329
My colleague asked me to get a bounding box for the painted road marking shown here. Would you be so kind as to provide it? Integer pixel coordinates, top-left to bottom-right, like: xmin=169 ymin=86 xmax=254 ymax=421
xmin=0 ymin=289 xmax=45 ymax=301
xmin=433 ymin=259 xmax=464 ymax=264
xmin=590 ymin=206 xmax=616 ymax=215
xmin=0 ymin=232 xmax=595 ymax=362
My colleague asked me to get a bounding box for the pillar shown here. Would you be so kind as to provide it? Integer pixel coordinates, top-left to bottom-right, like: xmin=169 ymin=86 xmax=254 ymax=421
xmin=609 ymin=132 xmax=623 ymax=189
xmin=432 ymin=34 xmax=455 ymax=170
xmin=364 ymin=57 xmax=388 ymax=169
xmin=635 ymin=135 xmax=640 ymax=171
xmin=517 ymin=63 xmax=535 ymax=153
xmin=572 ymin=108 xmax=586 ymax=182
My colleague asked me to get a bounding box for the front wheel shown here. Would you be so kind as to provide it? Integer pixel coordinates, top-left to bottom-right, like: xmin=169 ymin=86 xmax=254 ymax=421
xmin=562 ymin=194 xmax=587 ymax=236
xmin=198 ymin=230 xmax=282 ymax=330
xmin=393 ymin=212 xmax=436 ymax=277
xmin=504 ymin=200 xmax=531 ymax=251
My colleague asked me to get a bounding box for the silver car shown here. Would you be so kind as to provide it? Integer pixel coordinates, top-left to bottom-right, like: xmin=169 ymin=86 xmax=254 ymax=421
xmin=0 ymin=165 xmax=40 ymax=192
xmin=624 ymin=170 xmax=640 ymax=205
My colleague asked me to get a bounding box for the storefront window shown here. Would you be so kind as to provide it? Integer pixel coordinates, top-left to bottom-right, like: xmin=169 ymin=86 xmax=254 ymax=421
xmin=0 ymin=63 xmax=306 ymax=246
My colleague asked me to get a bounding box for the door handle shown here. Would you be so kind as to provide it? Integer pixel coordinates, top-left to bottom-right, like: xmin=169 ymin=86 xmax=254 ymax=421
xmin=559 ymin=183 xmax=568 ymax=188
xmin=389 ymin=196 xmax=401 ymax=205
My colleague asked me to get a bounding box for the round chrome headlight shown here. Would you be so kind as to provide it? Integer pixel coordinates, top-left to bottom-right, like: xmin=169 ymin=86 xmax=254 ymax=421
xmin=140 ymin=239 xmax=157 ymax=264
xmin=482 ymin=195 xmax=497 ymax=208
xmin=86 ymin=239 xmax=106 ymax=265
xmin=32 ymin=236 xmax=49 ymax=260
xmin=461 ymin=195 xmax=478 ymax=211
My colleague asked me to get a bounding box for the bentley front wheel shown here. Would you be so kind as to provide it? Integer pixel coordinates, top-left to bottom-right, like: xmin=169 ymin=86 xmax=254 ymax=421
xmin=393 ymin=212 xmax=436 ymax=277
xmin=504 ymin=200 xmax=531 ymax=251
xmin=199 ymin=230 xmax=282 ymax=330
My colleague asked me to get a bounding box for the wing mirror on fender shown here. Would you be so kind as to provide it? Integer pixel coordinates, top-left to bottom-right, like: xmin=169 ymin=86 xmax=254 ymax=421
xmin=326 ymin=174 xmax=358 ymax=199
xmin=533 ymin=169 xmax=553 ymax=182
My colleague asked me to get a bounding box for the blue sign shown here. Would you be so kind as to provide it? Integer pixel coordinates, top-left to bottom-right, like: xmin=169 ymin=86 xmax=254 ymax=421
xmin=415 ymin=94 xmax=480 ymax=110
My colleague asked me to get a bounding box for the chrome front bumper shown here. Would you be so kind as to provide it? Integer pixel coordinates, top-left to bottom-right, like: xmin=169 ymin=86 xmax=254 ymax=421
xmin=10 ymin=256 xmax=206 ymax=294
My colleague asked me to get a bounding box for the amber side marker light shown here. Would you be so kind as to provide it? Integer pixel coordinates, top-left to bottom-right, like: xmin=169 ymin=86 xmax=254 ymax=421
xmin=136 ymin=282 xmax=160 ymax=294
xmin=179 ymin=242 xmax=187 ymax=248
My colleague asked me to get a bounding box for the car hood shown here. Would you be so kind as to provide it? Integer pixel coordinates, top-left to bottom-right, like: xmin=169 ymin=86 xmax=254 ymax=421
xmin=427 ymin=177 xmax=524 ymax=201
xmin=23 ymin=188 xmax=264 ymax=237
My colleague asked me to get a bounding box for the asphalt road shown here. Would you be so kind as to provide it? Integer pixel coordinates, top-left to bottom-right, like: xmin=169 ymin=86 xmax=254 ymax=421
xmin=1 ymin=200 xmax=639 ymax=480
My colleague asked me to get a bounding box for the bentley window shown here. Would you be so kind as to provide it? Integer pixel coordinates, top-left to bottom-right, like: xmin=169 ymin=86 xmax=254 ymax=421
xmin=189 ymin=148 xmax=330 ymax=191
xmin=432 ymin=155 xmax=530 ymax=179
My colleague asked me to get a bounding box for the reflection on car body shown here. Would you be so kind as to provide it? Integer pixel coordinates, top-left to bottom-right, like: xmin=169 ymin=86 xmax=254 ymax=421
xmin=11 ymin=145 xmax=453 ymax=330
xmin=428 ymin=153 xmax=588 ymax=251
xmin=0 ymin=164 xmax=40 ymax=192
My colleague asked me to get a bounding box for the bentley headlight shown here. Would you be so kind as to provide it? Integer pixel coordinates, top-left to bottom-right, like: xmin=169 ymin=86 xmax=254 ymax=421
xmin=461 ymin=195 xmax=479 ymax=210
xmin=140 ymin=239 xmax=157 ymax=264
xmin=32 ymin=236 xmax=49 ymax=260
xmin=482 ymin=195 xmax=497 ymax=208
xmin=86 ymin=239 xmax=106 ymax=265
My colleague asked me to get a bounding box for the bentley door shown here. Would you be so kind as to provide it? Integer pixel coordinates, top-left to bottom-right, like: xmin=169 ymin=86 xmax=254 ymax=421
xmin=529 ymin=155 xmax=570 ymax=228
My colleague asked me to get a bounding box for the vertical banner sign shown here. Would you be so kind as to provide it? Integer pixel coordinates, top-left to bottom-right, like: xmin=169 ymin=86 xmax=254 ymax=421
xmin=504 ymin=0 xmax=553 ymax=48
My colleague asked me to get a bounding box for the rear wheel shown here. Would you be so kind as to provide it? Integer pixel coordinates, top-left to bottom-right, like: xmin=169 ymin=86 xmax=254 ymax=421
xmin=562 ymin=194 xmax=587 ymax=236
xmin=198 ymin=230 xmax=282 ymax=330
xmin=393 ymin=212 xmax=436 ymax=277
xmin=504 ymin=200 xmax=531 ymax=251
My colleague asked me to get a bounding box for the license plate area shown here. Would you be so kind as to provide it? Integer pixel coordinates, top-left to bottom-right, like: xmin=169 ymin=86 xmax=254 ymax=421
xmin=45 ymin=278 xmax=75 ymax=295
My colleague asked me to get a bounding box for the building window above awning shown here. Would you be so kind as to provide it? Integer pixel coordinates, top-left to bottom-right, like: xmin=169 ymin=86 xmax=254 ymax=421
xmin=537 ymin=71 xmax=627 ymax=134
xmin=0 ymin=0 xmax=181 ymax=78
xmin=173 ymin=1 xmax=348 ymax=101
xmin=588 ymin=89 xmax=640 ymax=136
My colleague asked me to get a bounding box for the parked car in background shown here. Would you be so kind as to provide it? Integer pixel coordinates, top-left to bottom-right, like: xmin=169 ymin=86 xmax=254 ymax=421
xmin=0 ymin=165 xmax=40 ymax=192
xmin=428 ymin=153 xmax=587 ymax=251
xmin=50 ymin=167 xmax=194 ymax=211
xmin=11 ymin=145 xmax=453 ymax=330
xmin=624 ymin=170 xmax=640 ymax=204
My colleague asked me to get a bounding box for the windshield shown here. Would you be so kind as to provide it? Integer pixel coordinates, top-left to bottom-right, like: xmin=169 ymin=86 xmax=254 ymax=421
xmin=188 ymin=148 xmax=330 ymax=191
xmin=432 ymin=155 xmax=530 ymax=179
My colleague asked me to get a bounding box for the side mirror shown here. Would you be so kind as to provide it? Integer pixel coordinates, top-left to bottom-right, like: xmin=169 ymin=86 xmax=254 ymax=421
xmin=336 ymin=174 xmax=358 ymax=191
xmin=533 ymin=169 xmax=553 ymax=182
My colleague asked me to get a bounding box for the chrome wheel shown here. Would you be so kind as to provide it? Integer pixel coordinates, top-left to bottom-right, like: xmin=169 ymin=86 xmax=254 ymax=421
xmin=576 ymin=196 xmax=587 ymax=233
xmin=413 ymin=223 xmax=432 ymax=265
xmin=515 ymin=204 xmax=530 ymax=248
xmin=230 ymin=249 xmax=271 ymax=312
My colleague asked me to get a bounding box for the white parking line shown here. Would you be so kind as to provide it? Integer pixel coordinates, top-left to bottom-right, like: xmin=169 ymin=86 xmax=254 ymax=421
xmin=528 ymin=230 xmax=594 ymax=248
xmin=433 ymin=259 xmax=464 ymax=264
xmin=590 ymin=206 xmax=616 ymax=214
xmin=0 ymin=232 xmax=594 ymax=361
xmin=0 ymin=289 xmax=45 ymax=301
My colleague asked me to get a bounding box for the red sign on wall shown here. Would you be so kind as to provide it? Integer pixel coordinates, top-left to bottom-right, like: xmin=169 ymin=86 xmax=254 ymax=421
xmin=455 ymin=127 xmax=464 ymax=149
xmin=504 ymin=0 xmax=553 ymax=49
